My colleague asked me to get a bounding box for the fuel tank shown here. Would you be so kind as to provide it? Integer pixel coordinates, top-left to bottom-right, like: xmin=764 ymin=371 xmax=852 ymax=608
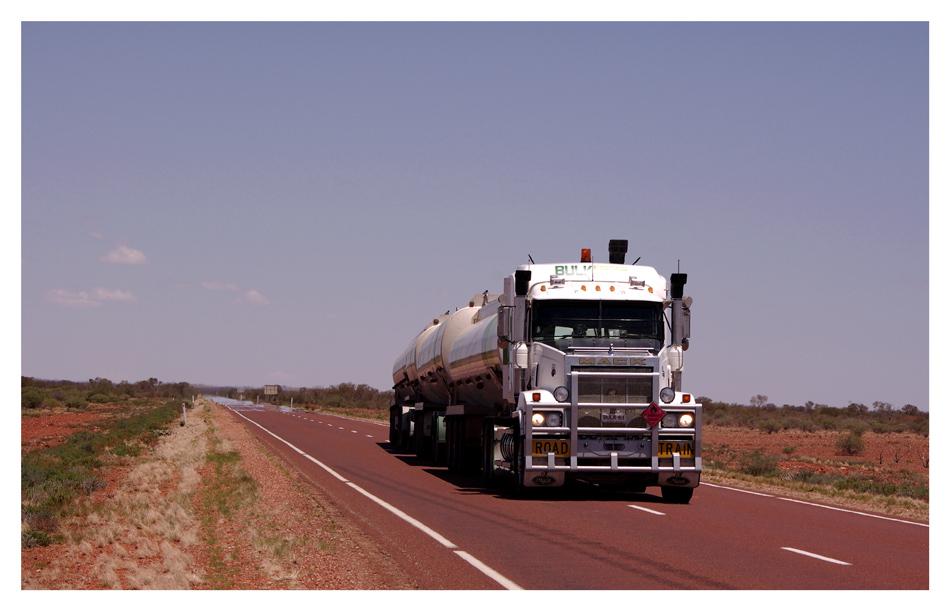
xmin=392 ymin=294 xmax=504 ymax=407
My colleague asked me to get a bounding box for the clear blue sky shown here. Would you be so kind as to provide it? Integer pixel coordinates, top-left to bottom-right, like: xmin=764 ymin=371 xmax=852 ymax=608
xmin=19 ymin=20 xmax=932 ymax=410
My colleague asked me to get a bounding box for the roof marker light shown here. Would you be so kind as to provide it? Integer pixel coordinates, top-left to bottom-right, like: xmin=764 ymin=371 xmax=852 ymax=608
xmin=581 ymin=249 xmax=591 ymax=263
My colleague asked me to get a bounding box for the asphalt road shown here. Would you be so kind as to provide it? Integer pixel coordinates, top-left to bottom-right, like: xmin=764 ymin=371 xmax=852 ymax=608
xmin=214 ymin=398 xmax=929 ymax=590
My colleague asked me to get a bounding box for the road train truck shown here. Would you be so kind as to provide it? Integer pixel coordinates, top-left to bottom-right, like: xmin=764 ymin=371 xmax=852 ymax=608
xmin=390 ymin=240 xmax=701 ymax=502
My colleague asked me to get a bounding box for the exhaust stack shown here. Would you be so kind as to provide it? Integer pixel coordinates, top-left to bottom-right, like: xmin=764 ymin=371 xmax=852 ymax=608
xmin=608 ymin=239 xmax=628 ymax=264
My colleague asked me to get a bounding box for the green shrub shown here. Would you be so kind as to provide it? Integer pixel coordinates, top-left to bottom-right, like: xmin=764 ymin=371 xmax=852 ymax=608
xmin=21 ymin=529 xmax=53 ymax=548
xmin=738 ymin=450 xmax=780 ymax=477
xmin=842 ymin=419 xmax=869 ymax=435
xmin=759 ymin=419 xmax=784 ymax=434
xmin=836 ymin=430 xmax=866 ymax=456
xmin=793 ymin=469 xmax=831 ymax=485
xmin=22 ymin=388 xmax=47 ymax=410
xmin=64 ymin=391 xmax=88 ymax=409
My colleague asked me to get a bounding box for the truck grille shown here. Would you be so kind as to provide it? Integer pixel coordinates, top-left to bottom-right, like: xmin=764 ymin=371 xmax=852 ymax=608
xmin=572 ymin=366 xmax=654 ymax=427
xmin=577 ymin=408 xmax=649 ymax=428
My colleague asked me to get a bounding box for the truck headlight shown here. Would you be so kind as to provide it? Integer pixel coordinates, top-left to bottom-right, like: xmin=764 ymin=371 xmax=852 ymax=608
xmin=554 ymin=386 xmax=570 ymax=402
xmin=531 ymin=411 xmax=563 ymax=427
xmin=659 ymin=387 xmax=675 ymax=403
xmin=679 ymin=413 xmax=694 ymax=428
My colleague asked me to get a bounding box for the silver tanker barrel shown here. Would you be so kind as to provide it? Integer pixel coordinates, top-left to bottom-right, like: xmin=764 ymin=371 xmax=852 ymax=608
xmin=415 ymin=306 xmax=479 ymax=405
xmin=447 ymin=304 xmax=505 ymax=407
xmin=392 ymin=319 xmax=440 ymax=404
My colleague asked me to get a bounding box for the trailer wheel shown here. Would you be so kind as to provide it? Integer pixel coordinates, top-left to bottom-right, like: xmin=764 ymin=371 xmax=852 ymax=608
xmin=661 ymin=486 xmax=693 ymax=504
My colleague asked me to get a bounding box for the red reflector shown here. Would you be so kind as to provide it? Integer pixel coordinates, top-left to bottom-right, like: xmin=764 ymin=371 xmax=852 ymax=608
xmin=581 ymin=248 xmax=591 ymax=263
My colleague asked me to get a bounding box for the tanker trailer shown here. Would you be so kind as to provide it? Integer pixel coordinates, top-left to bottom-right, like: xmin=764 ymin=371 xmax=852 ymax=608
xmin=390 ymin=240 xmax=702 ymax=503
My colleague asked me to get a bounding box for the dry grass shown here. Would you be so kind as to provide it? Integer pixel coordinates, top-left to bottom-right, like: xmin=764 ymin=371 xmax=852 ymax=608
xmin=22 ymin=398 xmax=211 ymax=589
xmin=23 ymin=396 xmax=416 ymax=590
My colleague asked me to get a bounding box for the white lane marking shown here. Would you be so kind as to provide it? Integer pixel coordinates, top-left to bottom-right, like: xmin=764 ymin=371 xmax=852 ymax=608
xmin=351 ymin=430 xmax=358 ymax=434
xmin=366 ymin=435 xmax=373 ymax=438
xmin=706 ymin=482 xmax=928 ymax=527
xmin=782 ymin=547 xmax=852 ymax=566
xmin=628 ymin=504 xmax=666 ymax=516
xmin=703 ymin=482 xmax=774 ymax=497
xmin=343 ymin=482 xmax=458 ymax=549
xmin=454 ymin=551 xmax=523 ymax=591
xmin=226 ymin=406 xmax=522 ymax=590
xmin=777 ymin=497 xmax=929 ymax=527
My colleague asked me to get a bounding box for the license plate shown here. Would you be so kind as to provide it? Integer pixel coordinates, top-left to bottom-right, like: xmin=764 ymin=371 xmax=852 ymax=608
xmin=601 ymin=412 xmax=626 ymax=425
xmin=532 ymin=439 xmax=570 ymax=457
xmin=657 ymin=440 xmax=694 ymax=458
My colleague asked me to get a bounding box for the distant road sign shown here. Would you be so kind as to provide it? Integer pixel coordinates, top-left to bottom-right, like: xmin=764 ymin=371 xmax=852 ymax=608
xmin=264 ymin=385 xmax=279 ymax=396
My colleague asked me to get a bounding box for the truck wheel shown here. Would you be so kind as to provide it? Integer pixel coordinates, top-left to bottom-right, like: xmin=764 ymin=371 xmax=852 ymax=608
xmin=661 ymin=486 xmax=693 ymax=504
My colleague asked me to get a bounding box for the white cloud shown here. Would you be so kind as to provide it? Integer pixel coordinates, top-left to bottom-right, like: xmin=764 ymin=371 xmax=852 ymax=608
xmin=46 ymin=287 xmax=137 ymax=308
xmin=234 ymin=289 xmax=270 ymax=306
xmin=46 ymin=289 xmax=100 ymax=308
xmin=99 ymin=244 xmax=148 ymax=265
xmin=92 ymin=287 xmax=137 ymax=302
xmin=202 ymin=280 xmax=239 ymax=291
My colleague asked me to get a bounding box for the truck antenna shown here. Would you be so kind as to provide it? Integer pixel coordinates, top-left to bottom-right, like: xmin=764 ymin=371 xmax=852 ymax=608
xmin=528 ymin=254 xmax=535 ymax=264
xmin=632 ymin=257 xmax=641 ymax=265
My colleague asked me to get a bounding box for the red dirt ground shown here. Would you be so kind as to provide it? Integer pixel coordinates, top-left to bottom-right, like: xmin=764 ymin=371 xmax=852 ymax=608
xmin=20 ymin=405 xmax=131 ymax=451
xmin=703 ymin=426 xmax=929 ymax=482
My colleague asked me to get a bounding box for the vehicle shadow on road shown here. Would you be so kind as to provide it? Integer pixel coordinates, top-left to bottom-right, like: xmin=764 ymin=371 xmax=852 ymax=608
xmin=380 ymin=443 xmax=668 ymax=504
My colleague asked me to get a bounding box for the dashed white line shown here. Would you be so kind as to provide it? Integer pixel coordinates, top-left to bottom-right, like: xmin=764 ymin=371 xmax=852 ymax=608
xmin=782 ymin=547 xmax=851 ymax=566
xmin=628 ymin=504 xmax=666 ymax=516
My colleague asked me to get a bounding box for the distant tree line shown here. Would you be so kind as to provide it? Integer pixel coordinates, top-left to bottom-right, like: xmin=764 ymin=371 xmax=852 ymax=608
xmin=21 ymin=376 xmax=196 ymax=410
xmin=209 ymin=382 xmax=393 ymax=411
xmin=700 ymin=394 xmax=928 ymax=436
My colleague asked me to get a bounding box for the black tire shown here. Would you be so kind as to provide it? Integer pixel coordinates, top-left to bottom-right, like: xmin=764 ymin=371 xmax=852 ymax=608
xmin=661 ymin=486 xmax=694 ymax=504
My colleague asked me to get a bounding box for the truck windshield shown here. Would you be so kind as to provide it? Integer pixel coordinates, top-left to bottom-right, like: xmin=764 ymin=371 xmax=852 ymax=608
xmin=530 ymin=300 xmax=664 ymax=351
